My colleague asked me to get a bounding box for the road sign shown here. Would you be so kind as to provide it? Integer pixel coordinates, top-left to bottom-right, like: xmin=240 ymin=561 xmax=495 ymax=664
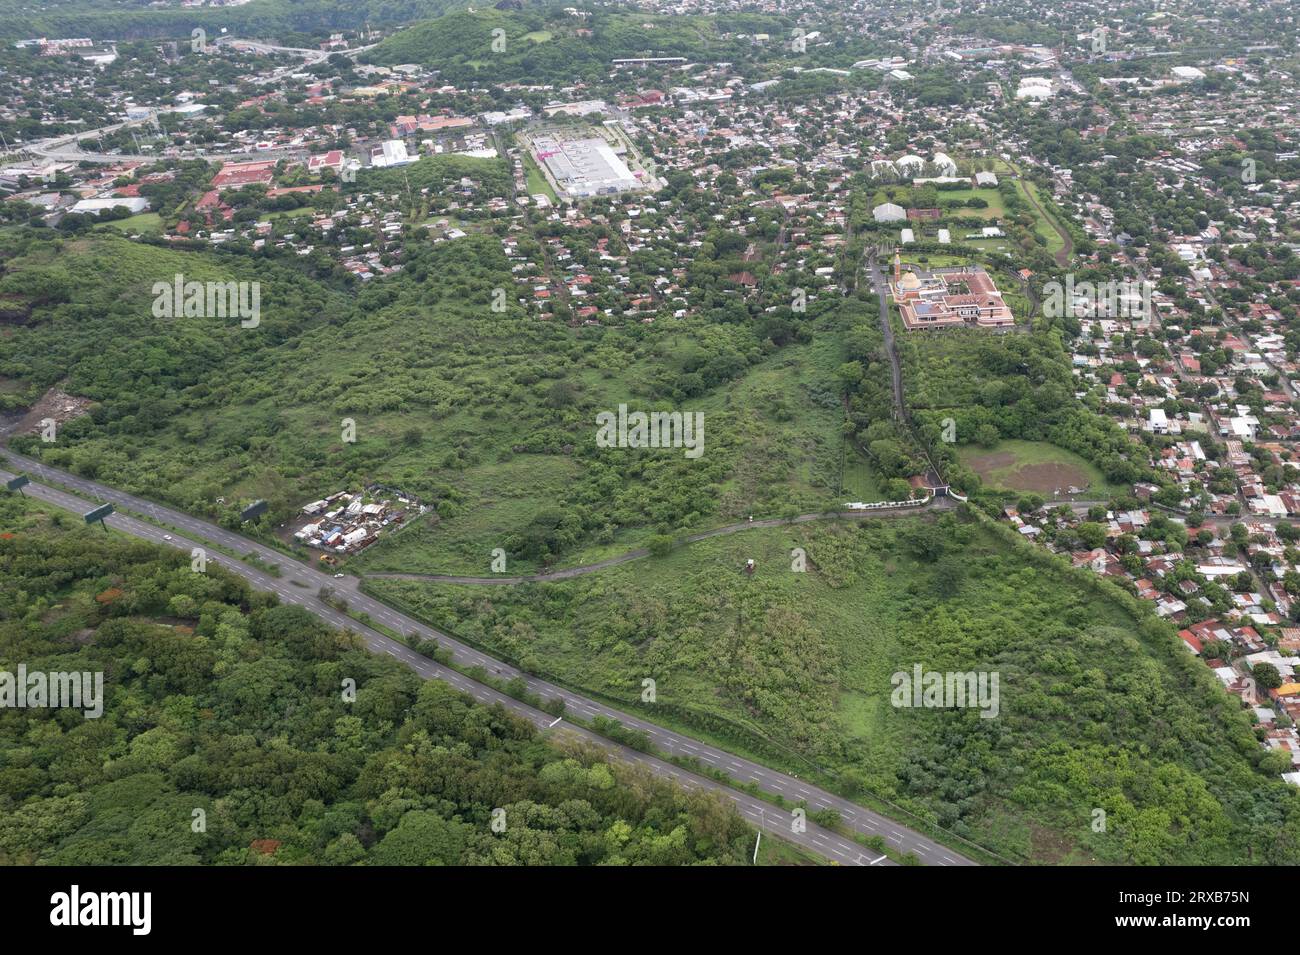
xmin=84 ymin=502 xmax=114 ymax=529
xmin=240 ymin=499 xmax=268 ymax=522
xmin=5 ymin=475 xmax=29 ymax=494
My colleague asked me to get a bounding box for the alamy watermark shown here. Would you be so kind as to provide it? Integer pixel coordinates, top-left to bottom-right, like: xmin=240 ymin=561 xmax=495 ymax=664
xmin=1 ymin=665 xmax=104 ymax=718
xmin=50 ymin=886 xmax=150 ymax=935
xmin=891 ymin=664 xmax=999 ymax=719
xmin=152 ymin=274 xmax=260 ymax=328
xmin=595 ymin=404 xmax=704 ymax=459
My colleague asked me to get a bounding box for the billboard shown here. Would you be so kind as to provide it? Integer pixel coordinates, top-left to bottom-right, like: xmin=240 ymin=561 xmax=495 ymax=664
xmin=84 ymin=503 xmax=115 ymax=526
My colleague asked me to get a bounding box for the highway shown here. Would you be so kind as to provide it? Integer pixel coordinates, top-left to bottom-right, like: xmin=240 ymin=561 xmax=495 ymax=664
xmin=27 ymin=119 xmax=151 ymax=163
xmin=0 ymin=446 xmax=980 ymax=867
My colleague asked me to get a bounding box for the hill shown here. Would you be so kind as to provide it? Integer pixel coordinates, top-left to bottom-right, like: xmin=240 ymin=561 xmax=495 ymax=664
xmin=363 ymin=7 xmax=792 ymax=83
xmin=0 ymin=230 xmax=861 ymax=573
xmin=0 ymin=0 xmax=473 ymax=41
xmin=367 ymin=508 xmax=1300 ymax=865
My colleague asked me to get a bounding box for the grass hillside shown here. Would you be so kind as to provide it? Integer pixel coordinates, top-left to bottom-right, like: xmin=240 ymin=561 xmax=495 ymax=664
xmin=364 ymin=7 xmax=789 ymax=82
xmin=1 ymin=231 xmax=862 ymax=572
xmin=0 ymin=0 xmax=473 ymax=41
xmin=367 ymin=509 xmax=1300 ymax=865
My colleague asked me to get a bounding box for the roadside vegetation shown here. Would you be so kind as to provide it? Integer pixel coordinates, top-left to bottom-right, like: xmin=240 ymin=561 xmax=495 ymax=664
xmin=367 ymin=508 xmax=1300 ymax=865
xmin=0 ymin=495 xmax=755 ymax=865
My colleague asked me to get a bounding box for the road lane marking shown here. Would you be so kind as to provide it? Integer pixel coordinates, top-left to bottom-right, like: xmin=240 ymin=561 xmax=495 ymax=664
xmin=7 ymin=459 xmax=977 ymax=869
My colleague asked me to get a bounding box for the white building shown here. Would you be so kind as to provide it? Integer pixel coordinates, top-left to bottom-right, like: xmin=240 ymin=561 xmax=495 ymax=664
xmin=482 ymin=107 xmax=532 ymax=126
xmin=1016 ymin=77 xmax=1054 ymax=100
xmin=70 ymin=196 xmax=149 ymax=214
xmin=932 ymin=152 xmax=958 ymax=176
xmin=896 ymin=154 xmax=925 ymax=174
xmin=872 ymin=202 xmax=906 ymax=222
xmin=370 ymin=140 xmax=412 ymax=167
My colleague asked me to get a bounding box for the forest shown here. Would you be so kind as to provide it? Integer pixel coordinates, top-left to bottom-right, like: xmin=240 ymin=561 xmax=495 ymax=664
xmin=363 ymin=6 xmax=900 ymax=83
xmin=0 ymin=0 xmax=473 ymax=42
xmin=0 ymin=495 xmax=755 ymax=865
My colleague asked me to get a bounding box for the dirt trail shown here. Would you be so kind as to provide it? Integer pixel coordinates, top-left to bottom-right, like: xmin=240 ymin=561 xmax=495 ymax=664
xmin=366 ymin=498 xmax=955 ymax=585
xmin=1019 ymin=176 xmax=1072 ymax=267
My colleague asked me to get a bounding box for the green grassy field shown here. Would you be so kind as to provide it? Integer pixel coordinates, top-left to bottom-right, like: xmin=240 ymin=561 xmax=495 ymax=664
xmin=940 ymin=187 xmax=1006 ymax=220
xmin=2 ymin=232 xmax=871 ymax=576
xmin=841 ymin=451 xmax=886 ymax=502
xmin=94 ymin=211 xmax=163 ymax=234
xmin=907 ymin=251 xmax=980 ymax=268
xmin=354 ymin=326 xmax=861 ymax=574
xmin=962 ymin=237 xmax=1014 ymax=254
xmin=521 ymin=149 xmax=558 ymax=203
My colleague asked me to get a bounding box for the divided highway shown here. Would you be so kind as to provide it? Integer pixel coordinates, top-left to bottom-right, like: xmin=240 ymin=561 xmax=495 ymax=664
xmin=0 ymin=447 xmax=979 ymax=867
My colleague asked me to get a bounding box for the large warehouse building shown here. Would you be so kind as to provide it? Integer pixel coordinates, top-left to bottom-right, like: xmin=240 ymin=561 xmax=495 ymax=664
xmin=532 ymin=135 xmax=642 ymax=198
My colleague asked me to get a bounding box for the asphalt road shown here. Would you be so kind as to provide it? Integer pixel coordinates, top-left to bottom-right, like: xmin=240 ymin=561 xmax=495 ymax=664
xmin=0 ymin=448 xmax=979 ymax=867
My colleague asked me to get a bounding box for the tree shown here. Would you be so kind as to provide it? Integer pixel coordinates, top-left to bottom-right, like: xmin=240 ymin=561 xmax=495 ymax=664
xmin=836 ymin=360 xmax=865 ymax=391
xmin=1077 ymin=522 xmax=1108 ymax=549
xmin=1252 ymin=662 xmax=1283 ymax=691
xmin=901 ymin=522 xmax=947 ymax=562
xmin=370 ymin=811 xmax=468 ymax=866
xmin=1017 ymin=494 xmax=1044 ymax=514
xmin=884 ymin=478 xmax=912 ymax=501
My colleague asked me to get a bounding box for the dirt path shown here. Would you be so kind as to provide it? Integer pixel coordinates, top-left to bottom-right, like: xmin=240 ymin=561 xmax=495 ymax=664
xmin=864 ymin=250 xmax=946 ymax=487
xmin=365 ymin=497 xmax=954 ymax=585
xmin=1019 ymin=176 xmax=1072 ymax=267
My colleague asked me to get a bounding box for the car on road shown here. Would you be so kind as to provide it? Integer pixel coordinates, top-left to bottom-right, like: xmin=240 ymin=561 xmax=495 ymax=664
xmin=162 ymin=534 xmax=172 ymax=541
xmin=334 ymin=573 xmax=345 ymax=578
